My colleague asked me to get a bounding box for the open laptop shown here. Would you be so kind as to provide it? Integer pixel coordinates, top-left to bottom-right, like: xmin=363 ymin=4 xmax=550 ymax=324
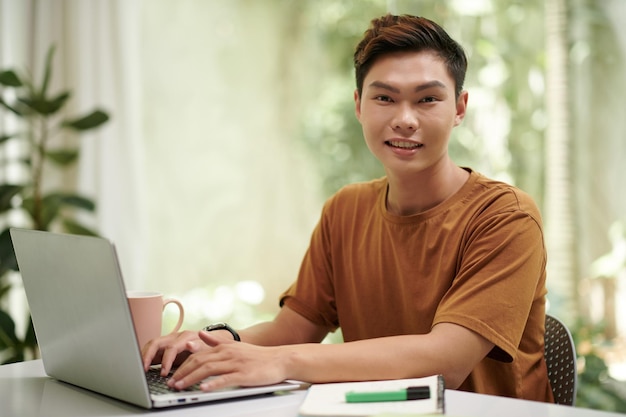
xmin=10 ymin=228 xmax=300 ymax=409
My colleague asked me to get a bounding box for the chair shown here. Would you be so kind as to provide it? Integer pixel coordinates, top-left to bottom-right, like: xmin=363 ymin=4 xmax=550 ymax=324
xmin=544 ymin=314 xmax=578 ymax=406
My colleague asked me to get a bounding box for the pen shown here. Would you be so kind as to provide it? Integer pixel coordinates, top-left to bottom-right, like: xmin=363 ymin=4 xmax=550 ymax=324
xmin=345 ymin=385 xmax=431 ymax=403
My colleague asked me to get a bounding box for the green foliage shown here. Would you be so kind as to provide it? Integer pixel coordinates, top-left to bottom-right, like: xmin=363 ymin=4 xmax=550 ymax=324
xmin=298 ymin=1 xmax=625 ymax=412
xmin=0 ymin=45 xmax=108 ymax=363
xmin=298 ymin=0 xmax=388 ymax=196
xmin=298 ymin=0 xmax=546 ymax=201
xmin=572 ymin=319 xmax=626 ymax=412
xmin=0 ymin=310 xmax=36 ymax=364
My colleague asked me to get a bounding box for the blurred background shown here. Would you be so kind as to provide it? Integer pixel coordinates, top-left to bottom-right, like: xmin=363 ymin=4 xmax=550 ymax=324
xmin=1 ymin=0 xmax=625 ymax=411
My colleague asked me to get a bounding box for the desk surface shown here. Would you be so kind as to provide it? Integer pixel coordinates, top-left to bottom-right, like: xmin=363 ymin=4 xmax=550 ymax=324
xmin=1 ymin=360 xmax=624 ymax=417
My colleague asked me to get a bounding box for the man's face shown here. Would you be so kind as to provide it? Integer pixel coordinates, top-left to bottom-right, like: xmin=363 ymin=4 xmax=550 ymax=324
xmin=354 ymin=51 xmax=467 ymax=177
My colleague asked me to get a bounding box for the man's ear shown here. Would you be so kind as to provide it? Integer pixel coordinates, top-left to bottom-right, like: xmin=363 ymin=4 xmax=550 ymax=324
xmin=354 ymin=89 xmax=362 ymax=121
xmin=454 ymin=90 xmax=468 ymax=126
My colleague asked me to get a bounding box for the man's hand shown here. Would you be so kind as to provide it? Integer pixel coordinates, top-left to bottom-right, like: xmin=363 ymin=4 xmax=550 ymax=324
xmin=166 ymin=331 xmax=289 ymax=391
xmin=141 ymin=330 xmax=216 ymax=376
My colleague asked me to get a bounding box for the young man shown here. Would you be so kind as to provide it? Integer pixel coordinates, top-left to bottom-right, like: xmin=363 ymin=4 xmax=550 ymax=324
xmin=142 ymin=14 xmax=553 ymax=402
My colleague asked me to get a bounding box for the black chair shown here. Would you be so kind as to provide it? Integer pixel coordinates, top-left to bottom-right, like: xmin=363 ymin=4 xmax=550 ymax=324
xmin=544 ymin=314 xmax=578 ymax=405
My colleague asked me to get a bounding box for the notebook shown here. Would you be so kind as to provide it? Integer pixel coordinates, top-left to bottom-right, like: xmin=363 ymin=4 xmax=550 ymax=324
xmin=299 ymin=375 xmax=445 ymax=416
xmin=9 ymin=228 xmax=300 ymax=409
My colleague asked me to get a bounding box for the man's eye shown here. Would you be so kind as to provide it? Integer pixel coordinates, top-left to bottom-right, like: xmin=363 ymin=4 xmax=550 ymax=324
xmin=420 ymin=96 xmax=437 ymax=103
xmin=375 ymin=95 xmax=393 ymax=102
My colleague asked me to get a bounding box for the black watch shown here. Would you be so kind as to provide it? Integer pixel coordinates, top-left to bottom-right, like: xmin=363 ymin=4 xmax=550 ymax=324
xmin=203 ymin=322 xmax=241 ymax=341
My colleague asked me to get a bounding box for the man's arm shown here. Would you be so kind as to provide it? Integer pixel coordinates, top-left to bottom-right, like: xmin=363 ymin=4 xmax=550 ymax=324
xmin=238 ymin=303 xmax=330 ymax=346
xmin=166 ymin=306 xmax=494 ymax=391
xmin=141 ymin=304 xmax=328 ymax=375
xmin=279 ymin=321 xmax=494 ymax=388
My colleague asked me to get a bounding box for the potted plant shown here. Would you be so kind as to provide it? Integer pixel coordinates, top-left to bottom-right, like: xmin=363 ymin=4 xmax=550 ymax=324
xmin=0 ymin=45 xmax=109 ymax=363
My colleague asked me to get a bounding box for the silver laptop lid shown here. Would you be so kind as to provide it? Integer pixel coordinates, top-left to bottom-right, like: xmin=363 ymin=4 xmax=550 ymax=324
xmin=10 ymin=229 xmax=152 ymax=408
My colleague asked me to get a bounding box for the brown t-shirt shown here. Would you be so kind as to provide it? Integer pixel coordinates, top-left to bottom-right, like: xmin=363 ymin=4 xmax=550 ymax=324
xmin=280 ymin=169 xmax=554 ymax=402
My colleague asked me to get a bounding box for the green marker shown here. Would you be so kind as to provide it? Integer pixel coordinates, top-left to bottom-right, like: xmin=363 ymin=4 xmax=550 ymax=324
xmin=345 ymin=386 xmax=430 ymax=403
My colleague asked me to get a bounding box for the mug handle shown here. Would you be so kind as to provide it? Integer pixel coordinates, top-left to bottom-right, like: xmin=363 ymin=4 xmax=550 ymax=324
xmin=162 ymin=298 xmax=185 ymax=334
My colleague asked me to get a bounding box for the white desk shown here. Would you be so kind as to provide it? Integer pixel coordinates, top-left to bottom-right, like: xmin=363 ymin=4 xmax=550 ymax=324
xmin=1 ymin=360 xmax=624 ymax=417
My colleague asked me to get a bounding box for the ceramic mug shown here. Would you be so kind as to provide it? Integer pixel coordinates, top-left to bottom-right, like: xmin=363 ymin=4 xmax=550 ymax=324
xmin=127 ymin=291 xmax=185 ymax=349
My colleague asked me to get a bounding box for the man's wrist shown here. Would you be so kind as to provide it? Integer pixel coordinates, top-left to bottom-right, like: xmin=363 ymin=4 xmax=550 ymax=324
xmin=202 ymin=322 xmax=241 ymax=341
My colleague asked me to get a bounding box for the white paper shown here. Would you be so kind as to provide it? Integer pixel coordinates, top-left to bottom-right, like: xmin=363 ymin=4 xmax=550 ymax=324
xmin=298 ymin=375 xmax=444 ymax=416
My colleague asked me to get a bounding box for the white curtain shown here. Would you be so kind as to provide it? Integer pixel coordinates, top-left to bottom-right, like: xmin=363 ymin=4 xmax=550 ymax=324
xmin=1 ymin=0 xmax=324 ymax=330
xmin=0 ymin=0 xmax=146 ymax=304
xmin=136 ymin=1 xmax=322 ymax=328
xmin=67 ymin=0 xmax=148 ymax=288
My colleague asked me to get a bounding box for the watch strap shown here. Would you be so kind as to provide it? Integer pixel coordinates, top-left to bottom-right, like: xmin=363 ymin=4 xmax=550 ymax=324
xmin=202 ymin=322 xmax=241 ymax=341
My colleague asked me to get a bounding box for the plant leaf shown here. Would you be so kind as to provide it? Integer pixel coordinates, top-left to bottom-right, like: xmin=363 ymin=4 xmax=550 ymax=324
xmin=54 ymin=193 xmax=96 ymax=211
xmin=24 ymin=316 xmax=37 ymax=348
xmin=18 ymin=91 xmax=70 ymax=115
xmin=0 ymin=134 xmax=16 ymax=144
xmin=46 ymin=91 xmax=71 ymax=114
xmin=0 ymin=282 xmax=11 ymax=300
xmin=40 ymin=45 xmax=56 ymax=98
xmin=0 ymin=97 xmax=24 ymax=116
xmin=0 ymin=228 xmax=19 ymax=273
xmin=23 ymin=194 xmax=63 ymax=230
xmin=45 ymin=149 xmax=79 ymax=166
xmin=0 ymin=185 xmax=23 ymax=212
xmin=0 ymin=309 xmax=19 ymax=350
xmin=62 ymin=109 xmax=109 ymax=131
xmin=20 ymin=196 xmax=34 ymax=220
xmin=61 ymin=218 xmax=98 ymax=236
xmin=0 ymin=70 xmax=22 ymax=87
xmin=40 ymin=195 xmax=63 ymax=229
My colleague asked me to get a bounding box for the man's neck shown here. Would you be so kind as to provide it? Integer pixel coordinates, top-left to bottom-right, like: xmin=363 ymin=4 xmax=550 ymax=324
xmin=385 ymin=163 xmax=470 ymax=216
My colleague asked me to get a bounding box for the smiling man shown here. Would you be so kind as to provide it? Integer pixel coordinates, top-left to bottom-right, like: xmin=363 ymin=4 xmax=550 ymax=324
xmin=142 ymin=14 xmax=554 ymax=403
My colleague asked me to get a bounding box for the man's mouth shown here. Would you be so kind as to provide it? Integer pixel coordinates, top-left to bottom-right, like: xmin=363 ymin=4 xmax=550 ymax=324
xmin=386 ymin=140 xmax=423 ymax=150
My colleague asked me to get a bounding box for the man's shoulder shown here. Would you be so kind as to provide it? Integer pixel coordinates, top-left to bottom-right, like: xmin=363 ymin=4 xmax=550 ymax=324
xmin=469 ymin=171 xmax=541 ymax=216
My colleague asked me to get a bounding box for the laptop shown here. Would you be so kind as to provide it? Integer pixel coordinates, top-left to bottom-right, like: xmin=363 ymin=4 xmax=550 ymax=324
xmin=10 ymin=228 xmax=300 ymax=409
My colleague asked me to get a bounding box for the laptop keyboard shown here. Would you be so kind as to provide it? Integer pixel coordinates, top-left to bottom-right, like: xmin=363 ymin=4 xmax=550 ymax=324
xmin=146 ymin=368 xmax=202 ymax=394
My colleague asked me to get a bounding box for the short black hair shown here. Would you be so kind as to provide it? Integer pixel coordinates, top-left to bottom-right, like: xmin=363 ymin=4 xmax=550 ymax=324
xmin=354 ymin=14 xmax=467 ymax=98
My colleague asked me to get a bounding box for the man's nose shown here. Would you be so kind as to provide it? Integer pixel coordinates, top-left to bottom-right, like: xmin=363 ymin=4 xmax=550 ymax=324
xmin=392 ymin=103 xmax=417 ymax=131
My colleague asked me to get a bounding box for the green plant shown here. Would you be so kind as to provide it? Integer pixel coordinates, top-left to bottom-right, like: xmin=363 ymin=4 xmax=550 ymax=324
xmin=0 ymin=45 xmax=109 ymax=363
xmin=572 ymin=318 xmax=626 ymax=412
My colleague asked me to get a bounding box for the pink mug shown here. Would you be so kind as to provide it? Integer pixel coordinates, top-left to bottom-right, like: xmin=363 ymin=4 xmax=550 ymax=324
xmin=127 ymin=291 xmax=185 ymax=349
